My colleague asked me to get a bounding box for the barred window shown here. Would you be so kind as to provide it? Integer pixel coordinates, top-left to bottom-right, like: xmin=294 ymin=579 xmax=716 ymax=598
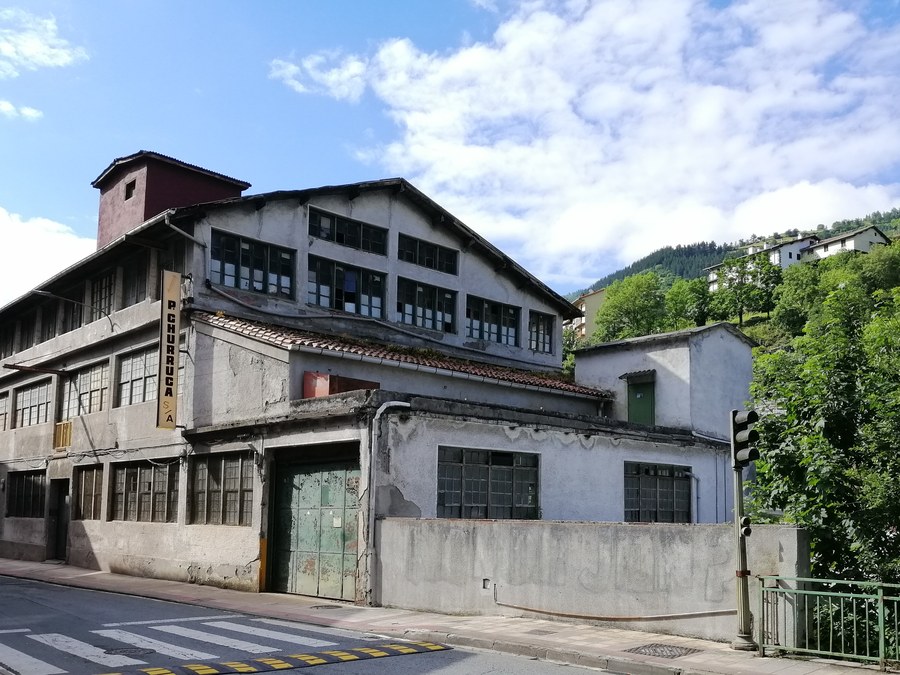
xmin=60 ymin=284 xmax=84 ymax=334
xmin=396 ymin=277 xmax=457 ymax=333
xmin=190 ymin=453 xmax=254 ymax=526
xmin=90 ymin=270 xmax=115 ymax=323
xmin=397 ymin=234 xmax=458 ymax=275
xmin=0 ymin=324 xmax=14 ymax=359
xmin=40 ymin=300 xmax=58 ymax=343
xmin=437 ymin=447 xmax=539 ymax=519
xmin=111 ymin=461 xmax=179 ymax=523
xmin=0 ymin=394 xmax=7 ymax=431
xmin=210 ymin=230 xmax=295 ymax=298
xmin=15 ymin=380 xmax=51 ymax=428
xmin=61 ymin=362 xmax=109 ymax=420
xmin=466 ymin=296 xmax=520 ymax=346
xmin=528 ymin=311 xmax=554 ymax=353
xmin=307 ymin=255 xmax=385 ymax=318
xmin=74 ymin=465 xmax=103 ymax=520
xmin=6 ymin=470 xmax=45 ymax=518
xmin=308 ymin=208 xmax=387 ymax=256
xmin=19 ymin=311 xmax=35 ymax=351
xmin=624 ymin=462 xmax=692 ymax=523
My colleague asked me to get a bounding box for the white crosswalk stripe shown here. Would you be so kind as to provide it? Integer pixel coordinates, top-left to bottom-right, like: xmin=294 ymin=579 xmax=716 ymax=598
xmin=93 ymin=629 xmax=219 ymax=660
xmin=150 ymin=624 xmax=277 ymax=653
xmin=253 ymin=618 xmax=376 ymax=640
xmin=28 ymin=633 xmax=145 ymax=667
xmin=203 ymin=621 xmax=337 ymax=648
xmin=0 ymin=641 xmax=66 ymax=675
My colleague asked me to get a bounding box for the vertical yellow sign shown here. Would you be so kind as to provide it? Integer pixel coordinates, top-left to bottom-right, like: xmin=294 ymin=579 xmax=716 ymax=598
xmin=157 ymin=270 xmax=182 ymax=429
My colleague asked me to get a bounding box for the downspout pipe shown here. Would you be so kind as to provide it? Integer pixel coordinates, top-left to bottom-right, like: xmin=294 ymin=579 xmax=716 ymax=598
xmin=365 ymin=400 xmax=410 ymax=605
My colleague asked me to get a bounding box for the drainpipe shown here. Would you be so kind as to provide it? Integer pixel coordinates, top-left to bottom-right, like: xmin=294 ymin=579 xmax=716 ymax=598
xmin=685 ymin=471 xmax=700 ymax=523
xmin=365 ymin=400 xmax=410 ymax=605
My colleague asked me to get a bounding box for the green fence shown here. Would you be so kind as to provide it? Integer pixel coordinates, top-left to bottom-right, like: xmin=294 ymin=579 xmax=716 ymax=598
xmin=759 ymin=576 xmax=900 ymax=670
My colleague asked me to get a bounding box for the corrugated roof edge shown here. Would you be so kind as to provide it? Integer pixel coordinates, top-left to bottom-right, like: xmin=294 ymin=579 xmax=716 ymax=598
xmin=191 ymin=310 xmax=611 ymax=400
xmin=91 ymin=150 xmax=251 ymax=189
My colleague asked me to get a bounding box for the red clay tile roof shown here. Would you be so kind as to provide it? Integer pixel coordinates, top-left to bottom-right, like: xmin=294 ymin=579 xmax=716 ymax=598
xmin=192 ymin=311 xmax=610 ymax=399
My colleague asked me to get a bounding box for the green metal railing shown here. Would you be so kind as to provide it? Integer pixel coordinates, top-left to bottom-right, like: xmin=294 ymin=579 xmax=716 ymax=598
xmin=759 ymin=576 xmax=900 ymax=670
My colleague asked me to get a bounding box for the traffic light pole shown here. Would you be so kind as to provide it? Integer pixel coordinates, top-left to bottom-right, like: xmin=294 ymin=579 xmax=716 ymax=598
xmin=732 ymin=462 xmax=757 ymax=650
xmin=730 ymin=408 xmax=759 ymax=651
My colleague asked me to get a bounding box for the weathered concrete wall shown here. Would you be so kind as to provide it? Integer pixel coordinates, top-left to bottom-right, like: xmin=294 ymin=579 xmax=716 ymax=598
xmin=378 ymin=405 xmax=733 ymax=523
xmin=375 ymin=519 xmax=809 ymax=642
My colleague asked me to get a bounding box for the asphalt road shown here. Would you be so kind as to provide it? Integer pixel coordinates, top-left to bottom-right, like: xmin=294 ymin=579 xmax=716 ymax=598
xmin=0 ymin=576 xmax=604 ymax=674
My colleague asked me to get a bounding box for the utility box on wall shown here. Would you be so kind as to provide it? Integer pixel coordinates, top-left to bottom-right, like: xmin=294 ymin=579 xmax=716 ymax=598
xmin=303 ymin=372 xmax=380 ymax=399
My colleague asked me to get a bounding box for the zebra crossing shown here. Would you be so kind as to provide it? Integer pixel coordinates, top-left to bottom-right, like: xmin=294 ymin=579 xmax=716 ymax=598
xmin=0 ymin=613 xmax=437 ymax=674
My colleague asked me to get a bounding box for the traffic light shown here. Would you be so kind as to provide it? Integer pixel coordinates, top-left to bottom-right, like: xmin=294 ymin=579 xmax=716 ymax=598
xmin=731 ymin=408 xmax=759 ymax=469
xmin=739 ymin=515 xmax=752 ymax=537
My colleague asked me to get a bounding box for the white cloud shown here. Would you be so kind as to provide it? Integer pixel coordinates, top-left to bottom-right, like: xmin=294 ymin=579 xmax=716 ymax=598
xmin=0 ymin=99 xmax=42 ymax=120
xmin=0 ymin=207 xmax=96 ymax=307
xmin=0 ymin=8 xmax=87 ymax=79
xmin=276 ymin=0 xmax=900 ymax=291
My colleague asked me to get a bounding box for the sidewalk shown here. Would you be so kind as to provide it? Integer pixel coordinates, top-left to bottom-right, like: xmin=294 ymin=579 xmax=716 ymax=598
xmin=0 ymin=558 xmax=884 ymax=675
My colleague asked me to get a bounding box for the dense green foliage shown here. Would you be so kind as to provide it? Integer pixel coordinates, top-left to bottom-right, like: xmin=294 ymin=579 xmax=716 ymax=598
xmin=750 ymin=246 xmax=900 ymax=582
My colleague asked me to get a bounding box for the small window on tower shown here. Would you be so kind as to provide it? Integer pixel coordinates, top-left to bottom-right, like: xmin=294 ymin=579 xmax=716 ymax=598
xmin=124 ymin=180 xmax=136 ymax=200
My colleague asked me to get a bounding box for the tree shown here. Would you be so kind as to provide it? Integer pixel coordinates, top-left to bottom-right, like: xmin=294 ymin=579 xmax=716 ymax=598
xmin=710 ymin=255 xmax=762 ymax=326
xmin=750 ymin=256 xmax=900 ymax=581
xmin=593 ymin=271 xmax=666 ymax=341
xmin=665 ymin=277 xmax=709 ymax=329
xmin=754 ymin=257 xmax=782 ymax=318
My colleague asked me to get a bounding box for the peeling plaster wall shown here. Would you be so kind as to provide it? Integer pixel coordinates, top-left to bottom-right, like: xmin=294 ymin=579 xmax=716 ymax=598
xmin=377 ymin=410 xmax=731 ymax=523
xmin=376 ymin=519 xmax=809 ymax=642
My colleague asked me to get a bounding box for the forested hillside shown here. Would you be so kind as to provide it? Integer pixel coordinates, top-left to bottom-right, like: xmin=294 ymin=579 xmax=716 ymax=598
xmin=570 ymin=206 xmax=900 ymax=299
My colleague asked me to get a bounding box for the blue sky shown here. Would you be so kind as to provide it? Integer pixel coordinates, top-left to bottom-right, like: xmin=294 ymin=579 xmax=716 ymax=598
xmin=2 ymin=0 xmax=899 ymax=307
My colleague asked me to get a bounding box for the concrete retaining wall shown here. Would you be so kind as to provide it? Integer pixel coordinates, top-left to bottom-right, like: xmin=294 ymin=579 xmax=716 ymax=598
xmin=375 ymin=518 xmax=809 ymax=642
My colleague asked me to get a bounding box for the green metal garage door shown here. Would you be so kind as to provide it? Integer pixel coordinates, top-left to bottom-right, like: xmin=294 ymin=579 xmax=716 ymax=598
xmin=272 ymin=462 xmax=360 ymax=600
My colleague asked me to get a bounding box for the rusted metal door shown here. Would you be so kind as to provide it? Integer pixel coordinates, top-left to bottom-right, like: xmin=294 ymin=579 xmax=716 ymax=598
xmin=272 ymin=462 xmax=360 ymax=600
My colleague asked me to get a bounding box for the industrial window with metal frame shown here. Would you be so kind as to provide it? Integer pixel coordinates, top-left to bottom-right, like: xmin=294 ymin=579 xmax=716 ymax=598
xmin=5 ymin=470 xmax=45 ymax=518
xmin=117 ymin=342 xmax=185 ymax=407
xmin=308 ymin=207 xmax=388 ymax=256
xmin=397 ymin=233 xmax=458 ymax=275
xmin=307 ymin=255 xmax=385 ymax=318
xmin=74 ymin=465 xmax=103 ymax=520
xmin=624 ymin=461 xmax=691 ymax=523
xmin=437 ymin=447 xmax=539 ymax=519
xmin=90 ymin=270 xmax=115 ymax=323
xmin=528 ymin=311 xmax=554 ymax=353
xmin=396 ymin=277 xmax=457 ymax=333
xmin=189 ymin=452 xmax=254 ymax=526
xmin=14 ymin=380 xmax=51 ymax=428
xmin=466 ymin=296 xmax=520 ymax=347
xmin=60 ymin=361 xmax=109 ymax=420
xmin=210 ymin=229 xmax=295 ymax=298
xmin=111 ymin=461 xmax=179 ymax=523
xmin=0 ymin=393 xmax=7 ymax=432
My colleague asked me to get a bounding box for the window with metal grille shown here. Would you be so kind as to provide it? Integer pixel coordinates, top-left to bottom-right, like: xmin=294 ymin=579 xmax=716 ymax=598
xmin=397 ymin=234 xmax=458 ymax=275
xmin=528 ymin=311 xmax=554 ymax=353
xmin=14 ymin=380 xmax=51 ymax=428
xmin=437 ymin=447 xmax=539 ymax=519
xmin=60 ymin=361 xmax=109 ymax=420
xmin=466 ymin=296 xmax=520 ymax=346
xmin=111 ymin=461 xmax=179 ymax=523
xmin=6 ymin=470 xmax=45 ymax=518
xmin=90 ymin=271 xmax=115 ymax=323
xmin=0 ymin=394 xmax=7 ymax=431
xmin=396 ymin=277 xmax=457 ymax=333
xmin=18 ymin=311 xmax=35 ymax=351
xmin=74 ymin=465 xmax=103 ymax=520
xmin=624 ymin=462 xmax=692 ymax=523
xmin=307 ymin=255 xmax=385 ymax=318
xmin=210 ymin=230 xmax=295 ymax=298
xmin=308 ymin=208 xmax=387 ymax=256
xmin=122 ymin=252 xmax=149 ymax=307
xmin=190 ymin=453 xmax=254 ymax=526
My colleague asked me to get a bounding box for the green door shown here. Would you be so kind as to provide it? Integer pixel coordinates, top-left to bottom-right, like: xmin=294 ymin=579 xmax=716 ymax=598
xmin=627 ymin=381 xmax=655 ymax=426
xmin=272 ymin=462 xmax=360 ymax=600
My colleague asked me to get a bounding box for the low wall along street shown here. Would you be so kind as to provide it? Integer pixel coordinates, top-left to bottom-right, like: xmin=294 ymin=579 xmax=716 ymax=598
xmin=375 ymin=519 xmax=809 ymax=642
